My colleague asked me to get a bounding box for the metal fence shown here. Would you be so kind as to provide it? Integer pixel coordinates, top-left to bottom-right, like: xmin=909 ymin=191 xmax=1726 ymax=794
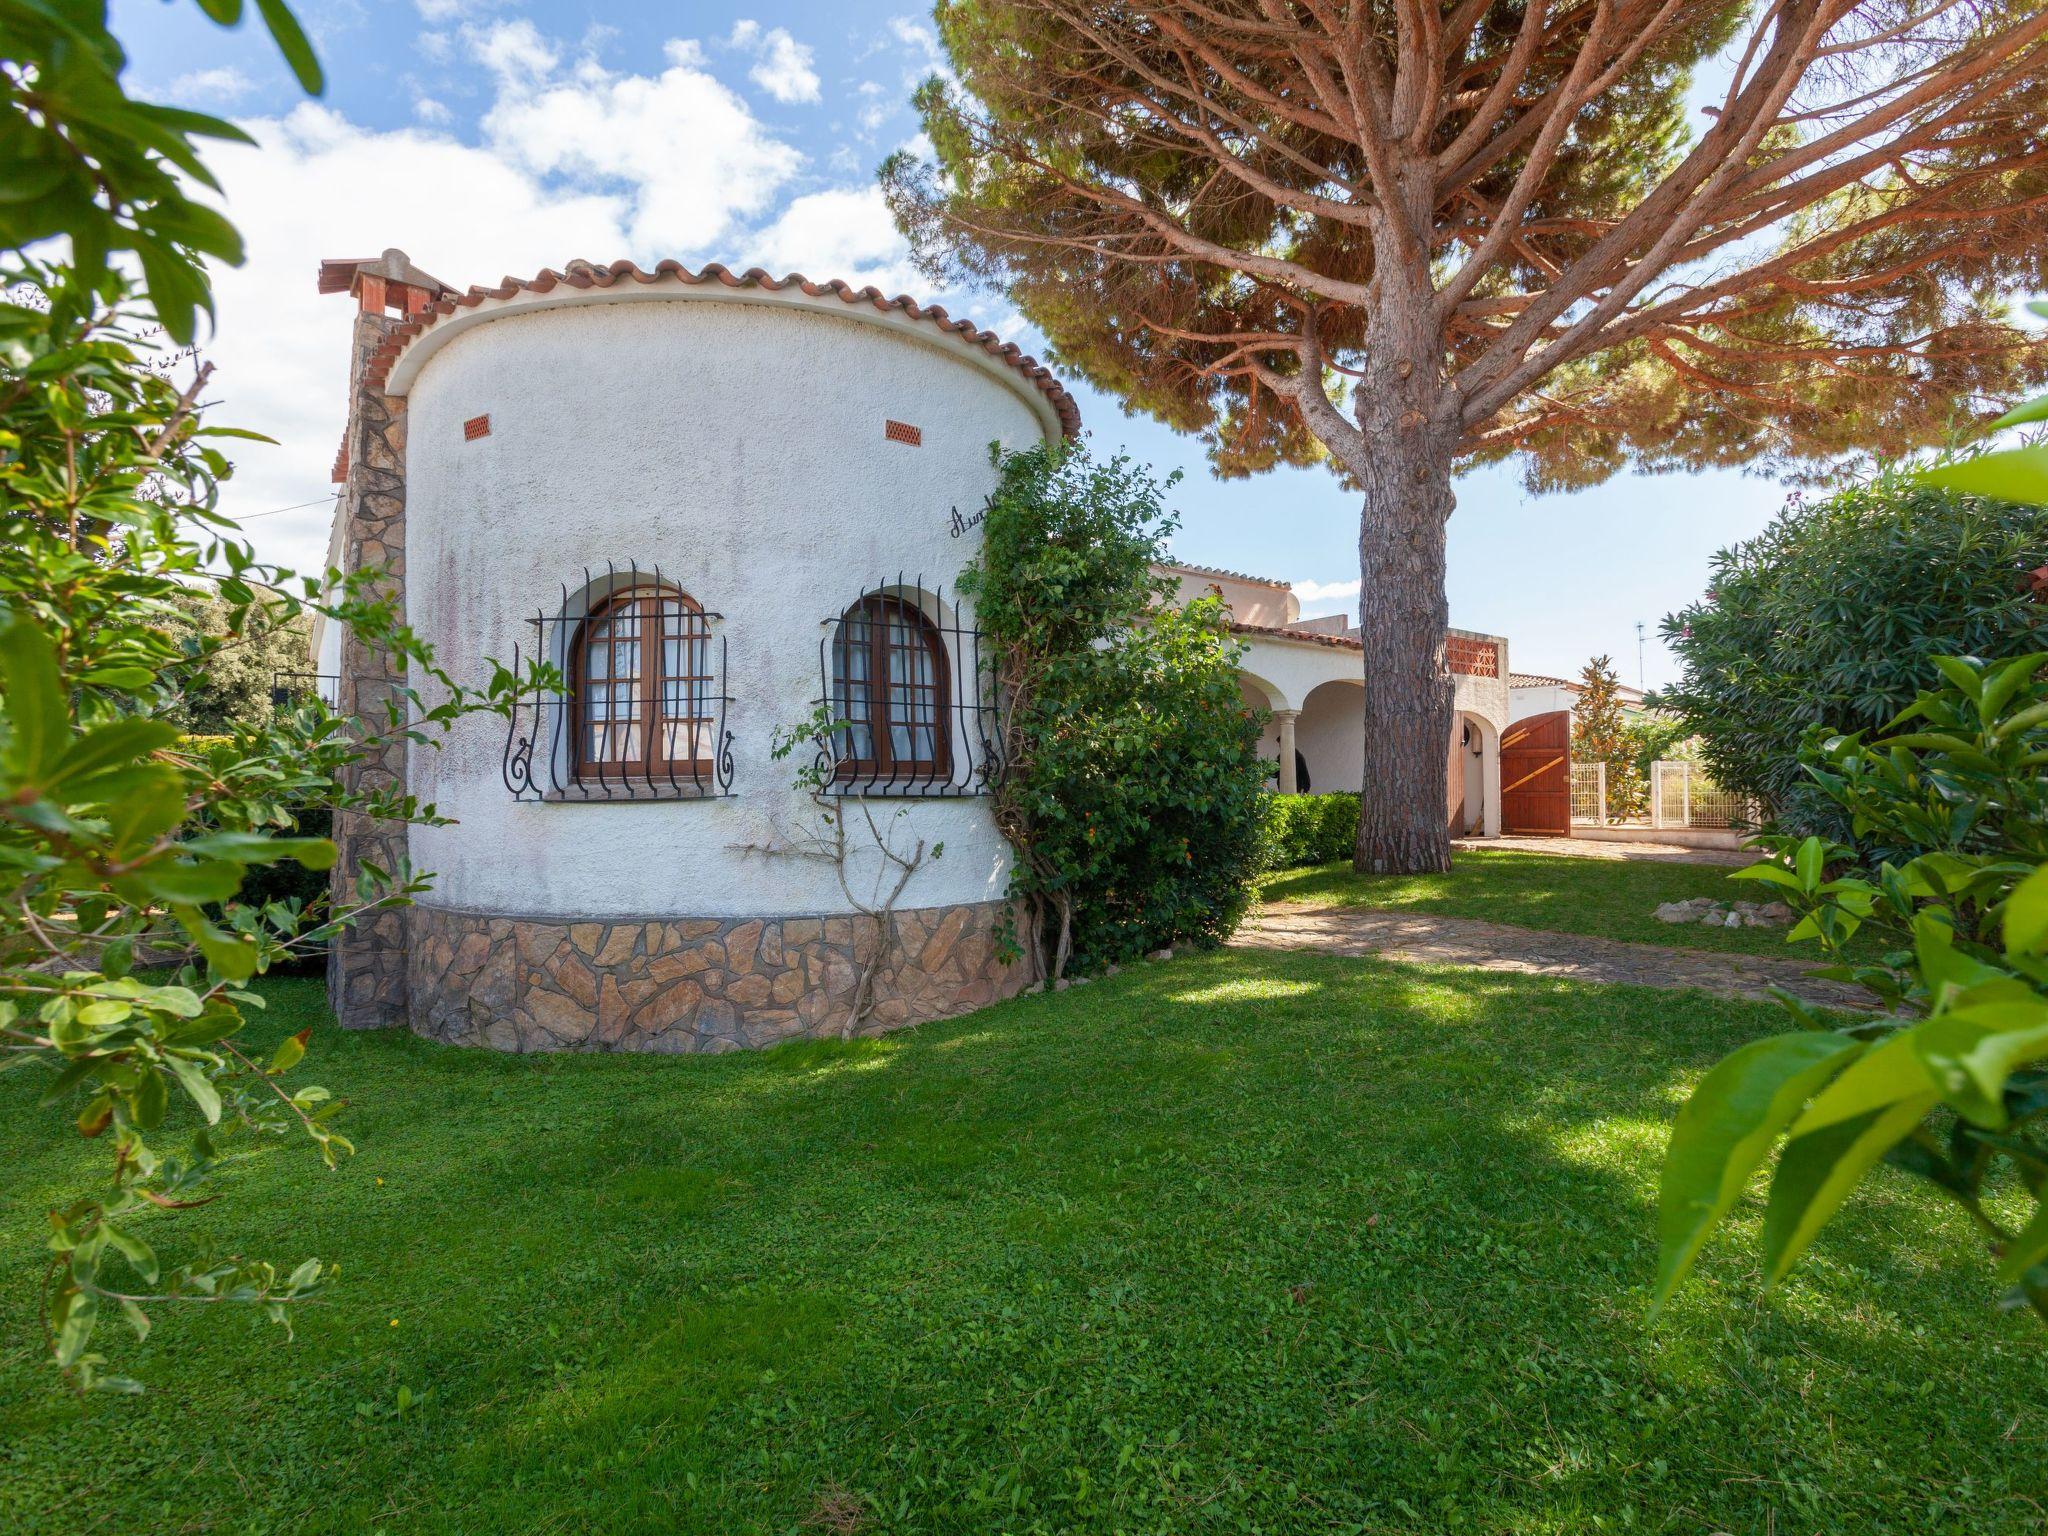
xmin=1651 ymin=760 xmax=1748 ymax=830
xmin=1570 ymin=761 xmax=1606 ymax=825
xmin=1571 ymin=757 xmax=1752 ymax=831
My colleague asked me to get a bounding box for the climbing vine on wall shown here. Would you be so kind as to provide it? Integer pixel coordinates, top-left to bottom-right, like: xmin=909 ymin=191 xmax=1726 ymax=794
xmin=959 ymin=443 xmax=1268 ymax=977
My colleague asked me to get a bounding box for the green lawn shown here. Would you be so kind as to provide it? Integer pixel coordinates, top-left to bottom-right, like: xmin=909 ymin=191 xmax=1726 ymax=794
xmin=2 ymin=960 xmax=2039 ymax=1534
xmin=1259 ymin=846 xmax=1872 ymax=960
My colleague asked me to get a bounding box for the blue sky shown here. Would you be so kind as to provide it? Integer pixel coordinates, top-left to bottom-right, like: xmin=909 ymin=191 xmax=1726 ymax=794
xmin=115 ymin=0 xmax=1796 ymax=689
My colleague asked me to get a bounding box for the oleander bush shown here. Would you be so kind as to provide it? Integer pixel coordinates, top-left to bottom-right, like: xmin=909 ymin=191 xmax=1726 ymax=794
xmin=1659 ymin=469 xmax=2048 ymax=839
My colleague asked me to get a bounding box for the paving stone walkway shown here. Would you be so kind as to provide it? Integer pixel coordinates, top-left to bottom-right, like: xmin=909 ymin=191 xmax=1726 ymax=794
xmin=1235 ymin=904 xmax=1877 ymax=1010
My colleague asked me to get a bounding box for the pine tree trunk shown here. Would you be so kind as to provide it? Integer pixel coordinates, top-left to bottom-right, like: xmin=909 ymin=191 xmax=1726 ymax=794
xmin=1350 ymin=387 xmax=1457 ymax=875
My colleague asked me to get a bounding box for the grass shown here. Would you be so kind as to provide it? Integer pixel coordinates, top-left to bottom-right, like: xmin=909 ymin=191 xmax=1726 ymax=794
xmin=1258 ymin=846 xmax=1877 ymax=960
xmin=3 ymin=959 xmax=2041 ymax=1534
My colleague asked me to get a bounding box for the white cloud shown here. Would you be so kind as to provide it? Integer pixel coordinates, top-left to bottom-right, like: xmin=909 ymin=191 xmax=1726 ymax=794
xmin=748 ymin=28 xmax=821 ymax=104
xmin=177 ymin=23 xmax=995 ymax=578
xmin=1291 ymin=577 xmax=1361 ymax=617
xmin=473 ymin=23 xmax=802 ymax=250
xmin=168 ymin=66 xmax=255 ymax=104
xmin=855 ymin=80 xmax=891 ymax=135
xmin=193 ymin=104 xmax=630 ymax=572
xmin=747 ymin=186 xmax=920 ymax=294
xmin=889 ymin=15 xmax=943 ymax=66
xmin=468 ymin=17 xmax=558 ymax=81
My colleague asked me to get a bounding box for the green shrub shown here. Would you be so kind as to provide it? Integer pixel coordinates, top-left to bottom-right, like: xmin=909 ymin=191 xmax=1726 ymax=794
xmin=1263 ymin=793 xmax=1360 ymax=868
xmin=1657 ymin=654 xmax=2048 ymax=1324
xmin=1659 ymin=468 xmax=2048 ymax=837
xmin=960 ymin=442 xmax=1268 ymax=976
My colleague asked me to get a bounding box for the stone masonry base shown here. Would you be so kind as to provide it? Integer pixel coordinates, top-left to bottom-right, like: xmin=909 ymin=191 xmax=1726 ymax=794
xmin=407 ymin=900 xmax=1026 ymax=1052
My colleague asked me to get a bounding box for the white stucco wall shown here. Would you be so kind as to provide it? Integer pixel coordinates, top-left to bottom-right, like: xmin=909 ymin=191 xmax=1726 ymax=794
xmin=1233 ymin=629 xmax=1509 ymax=833
xmin=398 ymin=294 xmax=1049 ymax=919
xmin=1156 ymin=564 xmax=1298 ymax=628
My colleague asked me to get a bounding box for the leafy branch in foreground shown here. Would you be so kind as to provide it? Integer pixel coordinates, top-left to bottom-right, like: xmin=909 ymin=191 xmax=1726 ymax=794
xmin=0 ymin=260 xmax=538 ymax=1390
xmin=1656 ymin=654 xmax=2048 ymax=1324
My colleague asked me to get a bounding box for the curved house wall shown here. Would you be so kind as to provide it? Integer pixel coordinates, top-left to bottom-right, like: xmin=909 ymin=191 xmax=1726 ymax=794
xmin=397 ymin=297 xmax=1045 ymax=1049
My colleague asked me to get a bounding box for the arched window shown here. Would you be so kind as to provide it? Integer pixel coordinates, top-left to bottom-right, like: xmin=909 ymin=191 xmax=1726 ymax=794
xmin=571 ymin=584 xmax=715 ymax=783
xmin=831 ymin=593 xmax=951 ymax=783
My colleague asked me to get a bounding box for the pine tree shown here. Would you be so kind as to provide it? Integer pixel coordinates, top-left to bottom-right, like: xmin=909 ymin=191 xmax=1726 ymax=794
xmin=886 ymin=4 xmax=2048 ymax=872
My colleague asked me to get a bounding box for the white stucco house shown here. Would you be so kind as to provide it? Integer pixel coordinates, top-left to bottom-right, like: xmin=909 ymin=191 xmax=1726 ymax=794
xmin=1508 ymin=671 xmax=1656 ymax=724
xmin=1157 ymin=563 xmax=1510 ymax=839
xmin=310 ymin=249 xmax=1512 ymax=1054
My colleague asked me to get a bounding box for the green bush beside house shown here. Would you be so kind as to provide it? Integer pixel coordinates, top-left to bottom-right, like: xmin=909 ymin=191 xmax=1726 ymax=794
xmin=1262 ymin=792 xmax=1361 ymax=869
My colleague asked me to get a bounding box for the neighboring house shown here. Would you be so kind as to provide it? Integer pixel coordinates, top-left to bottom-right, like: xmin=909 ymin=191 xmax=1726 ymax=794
xmin=1507 ymin=671 xmax=1657 ymax=724
xmin=1155 ymin=563 xmax=1511 ymax=839
xmin=311 ymin=249 xmax=1511 ymax=1055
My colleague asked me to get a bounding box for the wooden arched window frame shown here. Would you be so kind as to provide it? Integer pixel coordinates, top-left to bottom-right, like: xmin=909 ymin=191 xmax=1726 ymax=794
xmin=832 ymin=594 xmax=951 ymax=783
xmin=570 ymin=584 xmax=715 ymax=783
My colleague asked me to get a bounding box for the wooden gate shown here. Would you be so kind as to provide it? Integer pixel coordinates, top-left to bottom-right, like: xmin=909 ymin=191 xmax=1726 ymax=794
xmin=1499 ymin=710 xmax=1571 ymax=835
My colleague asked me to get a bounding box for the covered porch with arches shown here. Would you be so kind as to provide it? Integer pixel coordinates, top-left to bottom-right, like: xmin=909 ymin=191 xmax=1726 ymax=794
xmin=1230 ymin=625 xmax=1511 ymax=840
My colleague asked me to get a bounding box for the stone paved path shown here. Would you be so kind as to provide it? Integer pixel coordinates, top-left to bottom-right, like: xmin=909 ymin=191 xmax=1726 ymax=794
xmin=1235 ymin=904 xmax=1876 ymax=1010
xmin=1455 ymin=834 xmax=1750 ymax=867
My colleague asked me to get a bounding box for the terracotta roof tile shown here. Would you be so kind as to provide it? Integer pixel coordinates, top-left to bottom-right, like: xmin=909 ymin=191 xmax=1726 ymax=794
xmin=361 ymin=259 xmax=1081 ymax=438
xmin=1161 ymin=559 xmax=1290 ymax=588
xmin=1230 ymin=620 xmax=1363 ymax=652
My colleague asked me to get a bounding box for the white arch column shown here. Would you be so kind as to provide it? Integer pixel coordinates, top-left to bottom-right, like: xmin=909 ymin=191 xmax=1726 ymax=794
xmin=1274 ymin=710 xmax=1300 ymax=793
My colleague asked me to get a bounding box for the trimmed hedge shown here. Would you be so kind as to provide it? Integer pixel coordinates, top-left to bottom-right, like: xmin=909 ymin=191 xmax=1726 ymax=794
xmin=1263 ymin=792 xmax=1360 ymax=869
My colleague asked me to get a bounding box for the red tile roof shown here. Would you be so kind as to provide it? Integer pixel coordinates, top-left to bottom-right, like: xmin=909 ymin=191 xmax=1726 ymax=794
xmin=1230 ymin=620 xmax=1363 ymax=652
xmin=1161 ymin=559 xmax=1290 ymax=588
xmin=361 ymin=259 xmax=1081 ymax=437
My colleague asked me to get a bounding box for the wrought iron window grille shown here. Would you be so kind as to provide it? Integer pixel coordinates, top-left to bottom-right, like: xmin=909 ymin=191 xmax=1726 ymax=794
xmin=503 ymin=562 xmax=736 ymax=802
xmin=814 ymin=576 xmax=1000 ymax=797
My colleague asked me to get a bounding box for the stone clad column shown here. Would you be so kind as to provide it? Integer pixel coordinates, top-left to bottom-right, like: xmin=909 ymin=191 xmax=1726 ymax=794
xmin=325 ymin=252 xmax=437 ymax=1029
xmin=1274 ymin=709 xmax=1300 ymax=794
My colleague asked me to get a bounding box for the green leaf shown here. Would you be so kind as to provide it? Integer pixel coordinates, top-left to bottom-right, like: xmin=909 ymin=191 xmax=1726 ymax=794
xmin=0 ymin=619 xmax=70 ymax=779
xmin=2004 ymin=864 xmax=2048 ymax=959
xmin=1978 ymin=653 xmax=2048 ymax=723
xmin=49 ymin=717 xmax=177 ymax=788
xmin=165 ymin=1054 xmax=222 ymax=1124
xmin=1928 ymin=656 xmax=1986 ymax=703
xmin=1652 ymin=1031 xmax=1864 ymax=1313
xmin=53 ymin=1289 xmax=98 ymax=1369
xmin=127 ymin=859 xmax=243 ymax=904
xmin=1794 ymin=837 xmax=1825 ymax=893
xmin=255 ymin=0 xmax=325 ymax=93
xmin=1920 ymin=446 xmax=2048 ymax=507
xmin=1789 ymin=1031 xmax=1936 ymax=1136
xmin=130 ymin=1066 xmax=167 ymax=1130
xmin=102 ymin=768 xmax=192 ymax=856
xmin=269 ymin=1029 xmax=307 ymax=1074
xmin=1910 ymin=1003 xmax=2048 ymax=1131
xmin=185 ymin=832 xmax=337 ymax=870
xmin=1998 ymin=1199 xmax=2048 ymax=1283
xmin=102 ymin=1223 xmax=159 ymax=1285
xmin=1991 ymin=391 xmax=2048 ymax=430
xmin=1729 ymin=863 xmax=1803 ymax=892
xmin=1764 ymin=1095 xmax=1939 ymax=1285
